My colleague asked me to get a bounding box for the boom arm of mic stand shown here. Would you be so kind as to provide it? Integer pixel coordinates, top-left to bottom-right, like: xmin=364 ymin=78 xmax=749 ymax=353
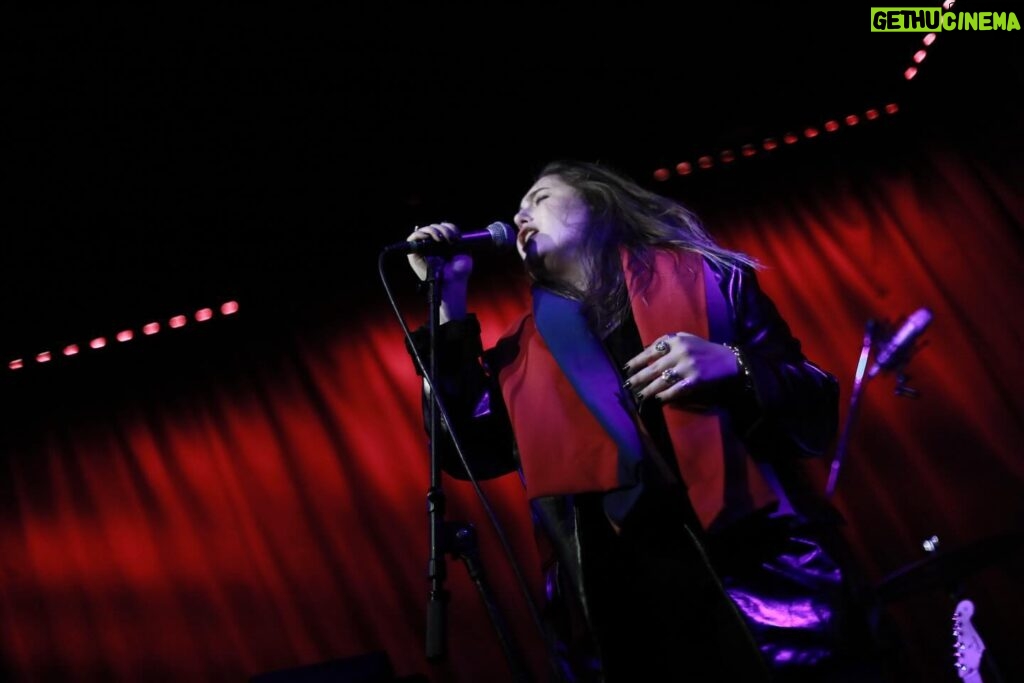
xmin=826 ymin=320 xmax=879 ymax=498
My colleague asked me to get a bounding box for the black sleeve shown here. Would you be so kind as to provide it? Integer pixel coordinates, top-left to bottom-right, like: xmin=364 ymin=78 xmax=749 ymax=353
xmin=406 ymin=314 xmax=519 ymax=480
xmin=723 ymin=267 xmax=840 ymax=460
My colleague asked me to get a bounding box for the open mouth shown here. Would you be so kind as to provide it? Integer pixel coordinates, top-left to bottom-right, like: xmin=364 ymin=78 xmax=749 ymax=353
xmin=517 ymin=228 xmax=538 ymax=249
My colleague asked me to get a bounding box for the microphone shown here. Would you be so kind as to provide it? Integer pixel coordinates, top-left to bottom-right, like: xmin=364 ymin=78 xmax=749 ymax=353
xmin=867 ymin=307 xmax=933 ymax=378
xmin=383 ymin=221 xmax=516 ymax=256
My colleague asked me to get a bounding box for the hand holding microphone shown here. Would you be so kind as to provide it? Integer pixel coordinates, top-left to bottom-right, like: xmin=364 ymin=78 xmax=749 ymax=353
xmin=395 ymin=221 xmax=515 ymax=280
xmin=396 ymin=221 xmax=515 ymax=323
xmin=389 ymin=221 xmax=516 ymax=258
xmin=402 ymin=222 xmax=471 ymax=284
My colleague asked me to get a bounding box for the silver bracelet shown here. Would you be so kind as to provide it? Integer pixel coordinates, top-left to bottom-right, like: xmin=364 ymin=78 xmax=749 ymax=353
xmin=724 ymin=344 xmax=754 ymax=391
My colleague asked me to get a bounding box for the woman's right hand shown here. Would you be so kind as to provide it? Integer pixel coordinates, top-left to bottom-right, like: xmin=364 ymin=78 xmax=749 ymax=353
xmin=406 ymin=222 xmax=473 ymax=322
xmin=405 ymin=222 xmax=473 ymax=283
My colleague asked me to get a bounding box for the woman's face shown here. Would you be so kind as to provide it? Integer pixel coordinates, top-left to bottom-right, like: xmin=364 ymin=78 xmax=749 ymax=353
xmin=513 ymin=174 xmax=590 ymax=285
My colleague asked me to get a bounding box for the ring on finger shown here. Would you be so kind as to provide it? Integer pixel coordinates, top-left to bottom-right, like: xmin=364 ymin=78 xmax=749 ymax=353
xmin=654 ymin=340 xmax=670 ymax=355
xmin=661 ymin=368 xmax=681 ymax=385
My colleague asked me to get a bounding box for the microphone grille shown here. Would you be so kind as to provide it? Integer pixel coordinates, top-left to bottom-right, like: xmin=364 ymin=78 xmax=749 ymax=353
xmin=486 ymin=221 xmax=516 ymax=249
xmin=908 ymin=307 xmax=934 ymax=327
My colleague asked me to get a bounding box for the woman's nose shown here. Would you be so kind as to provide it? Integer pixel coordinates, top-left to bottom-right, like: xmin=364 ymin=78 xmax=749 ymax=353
xmin=514 ymin=209 xmax=530 ymax=228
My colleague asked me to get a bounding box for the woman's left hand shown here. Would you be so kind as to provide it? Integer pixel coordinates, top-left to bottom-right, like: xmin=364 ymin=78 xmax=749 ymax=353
xmin=622 ymin=333 xmax=741 ymax=405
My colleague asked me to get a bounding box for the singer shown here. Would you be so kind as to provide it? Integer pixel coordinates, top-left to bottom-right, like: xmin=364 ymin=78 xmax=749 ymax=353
xmin=403 ymin=161 xmax=883 ymax=681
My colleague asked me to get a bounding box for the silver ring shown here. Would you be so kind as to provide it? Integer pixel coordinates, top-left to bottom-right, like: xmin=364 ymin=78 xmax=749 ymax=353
xmin=654 ymin=340 xmax=670 ymax=355
xmin=661 ymin=368 xmax=680 ymax=384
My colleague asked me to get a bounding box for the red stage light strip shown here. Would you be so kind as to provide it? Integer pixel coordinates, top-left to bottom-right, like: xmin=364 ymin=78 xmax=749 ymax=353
xmin=6 ymin=300 xmax=240 ymax=372
xmin=653 ymin=103 xmax=901 ymax=181
xmin=904 ymin=0 xmax=950 ymax=81
xmin=653 ymin=0 xmax=948 ymax=182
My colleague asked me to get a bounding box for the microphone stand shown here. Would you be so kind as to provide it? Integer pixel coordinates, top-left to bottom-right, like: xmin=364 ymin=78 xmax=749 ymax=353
xmin=422 ymin=260 xmax=533 ymax=682
xmin=826 ymin=309 xmax=932 ymax=497
xmin=826 ymin=319 xmax=879 ymax=498
xmin=424 ymin=259 xmax=447 ymax=660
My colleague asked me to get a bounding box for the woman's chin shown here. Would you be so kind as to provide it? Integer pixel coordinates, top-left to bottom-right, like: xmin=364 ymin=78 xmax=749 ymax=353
xmin=523 ymin=249 xmax=546 ymax=277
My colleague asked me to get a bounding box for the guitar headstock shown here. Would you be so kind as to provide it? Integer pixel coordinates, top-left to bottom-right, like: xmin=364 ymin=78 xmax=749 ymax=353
xmin=953 ymin=599 xmax=985 ymax=682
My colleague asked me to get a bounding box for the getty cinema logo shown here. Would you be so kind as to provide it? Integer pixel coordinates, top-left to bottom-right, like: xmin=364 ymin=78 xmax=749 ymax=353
xmin=871 ymin=4 xmax=1020 ymax=31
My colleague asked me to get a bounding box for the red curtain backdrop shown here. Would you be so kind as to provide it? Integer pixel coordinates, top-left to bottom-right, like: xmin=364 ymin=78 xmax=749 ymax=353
xmin=2 ymin=129 xmax=1022 ymax=682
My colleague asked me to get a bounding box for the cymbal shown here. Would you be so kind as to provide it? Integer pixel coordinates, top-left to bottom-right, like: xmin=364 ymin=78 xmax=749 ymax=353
xmin=875 ymin=530 xmax=1024 ymax=603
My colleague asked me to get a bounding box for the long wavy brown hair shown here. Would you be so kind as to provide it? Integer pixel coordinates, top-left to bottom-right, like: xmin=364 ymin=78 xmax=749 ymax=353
xmin=530 ymin=159 xmax=759 ymax=333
